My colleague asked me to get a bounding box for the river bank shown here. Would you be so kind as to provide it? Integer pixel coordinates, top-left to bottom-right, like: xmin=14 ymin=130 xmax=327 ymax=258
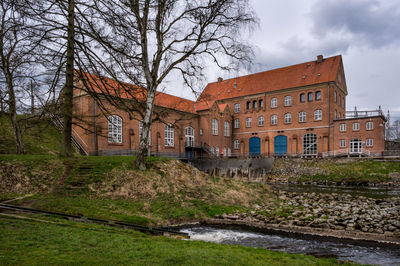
xmin=210 ymin=191 xmax=400 ymax=245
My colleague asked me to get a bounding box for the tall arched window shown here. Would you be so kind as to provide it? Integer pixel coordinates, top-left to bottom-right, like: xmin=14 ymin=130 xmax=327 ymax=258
xmin=224 ymin=121 xmax=230 ymax=136
xmin=108 ymin=115 xmax=122 ymax=143
xmin=185 ymin=126 xmax=194 ymax=147
xmin=303 ymin=133 xmax=317 ymax=156
xmin=212 ymin=119 xmax=218 ymax=135
xmin=164 ymin=124 xmax=174 ymax=147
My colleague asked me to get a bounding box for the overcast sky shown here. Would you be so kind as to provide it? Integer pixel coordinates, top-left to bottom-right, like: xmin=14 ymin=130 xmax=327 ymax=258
xmin=165 ymin=0 xmax=400 ymax=120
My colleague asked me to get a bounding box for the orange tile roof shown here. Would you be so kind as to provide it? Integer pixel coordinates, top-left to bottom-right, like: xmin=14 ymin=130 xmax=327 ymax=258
xmin=195 ymin=55 xmax=342 ymax=111
xmin=76 ymin=71 xmax=196 ymax=114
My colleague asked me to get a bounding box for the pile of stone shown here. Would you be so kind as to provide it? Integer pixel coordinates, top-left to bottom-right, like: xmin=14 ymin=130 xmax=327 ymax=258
xmin=217 ymin=191 xmax=400 ymax=236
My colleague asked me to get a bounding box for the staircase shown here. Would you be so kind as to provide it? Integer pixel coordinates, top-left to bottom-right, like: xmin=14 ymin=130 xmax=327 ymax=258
xmin=50 ymin=114 xmax=88 ymax=155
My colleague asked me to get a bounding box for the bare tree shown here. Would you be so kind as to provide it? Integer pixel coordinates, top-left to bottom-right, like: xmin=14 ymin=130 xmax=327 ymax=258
xmin=81 ymin=0 xmax=256 ymax=169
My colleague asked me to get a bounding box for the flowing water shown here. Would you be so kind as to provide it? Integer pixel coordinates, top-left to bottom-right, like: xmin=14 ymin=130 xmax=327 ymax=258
xmin=270 ymin=183 xmax=400 ymax=199
xmin=180 ymin=226 xmax=400 ymax=266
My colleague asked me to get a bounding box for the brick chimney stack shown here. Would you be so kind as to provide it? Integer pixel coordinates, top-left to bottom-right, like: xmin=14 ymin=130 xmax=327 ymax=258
xmin=217 ymin=77 xmax=223 ymax=82
xmin=317 ymin=55 xmax=323 ymax=63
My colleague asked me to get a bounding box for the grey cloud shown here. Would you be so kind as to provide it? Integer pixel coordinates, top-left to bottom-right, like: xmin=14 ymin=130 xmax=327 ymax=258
xmin=310 ymin=0 xmax=400 ymax=48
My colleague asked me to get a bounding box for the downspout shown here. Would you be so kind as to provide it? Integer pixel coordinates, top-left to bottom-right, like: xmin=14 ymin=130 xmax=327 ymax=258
xmin=327 ymin=83 xmax=331 ymax=156
xmin=93 ymin=99 xmax=98 ymax=155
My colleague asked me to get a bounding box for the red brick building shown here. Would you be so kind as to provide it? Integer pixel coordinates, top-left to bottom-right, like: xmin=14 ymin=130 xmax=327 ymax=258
xmin=72 ymin=55 xmax=386 ymax=157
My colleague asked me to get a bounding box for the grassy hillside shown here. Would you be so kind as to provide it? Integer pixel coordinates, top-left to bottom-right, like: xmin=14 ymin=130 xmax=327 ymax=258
xmin=0 ymin=113 xmax=61 ymax=155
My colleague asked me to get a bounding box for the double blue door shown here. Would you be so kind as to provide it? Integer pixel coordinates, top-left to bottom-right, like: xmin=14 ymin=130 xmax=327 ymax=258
xmin=249 ymin=137 xmax=261 ymax=156
xmin=274 ymin=135 xmax=287 ymax=156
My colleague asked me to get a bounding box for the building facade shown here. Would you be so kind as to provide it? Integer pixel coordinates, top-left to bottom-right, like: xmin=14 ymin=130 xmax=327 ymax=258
xmin=72 ymin=55 xmax=386 ymax=157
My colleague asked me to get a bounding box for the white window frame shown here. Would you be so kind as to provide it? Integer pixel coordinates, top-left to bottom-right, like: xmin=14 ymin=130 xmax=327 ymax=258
xmin=108 ymin=115 xmax=122 ymax=143
xmin=227 ymin=148 xmax=231 ymax=156
xmin=258 ymin=116 xmax=264 ymax=126
xmin=271 ymin=97 xmax=277 ymax=108
xmin=314 ymin=109 xmax=322 ymax=121
xmin=246 ymin=117 xmax=252 ymax=128
xmin=212 ymin=119 xmax=218 ymax=135
xmin=316 ymin=91 xmax=322 ymax=101
xmin=284 ymin=96 xmax=292 ymax=106
xmin=216 ymin=147 xmax=219 ymax=156
xmin=340 ymin=139 xmax=346 ymax=148
xmin=200 ymin=128 xmax=203 ymax=135
xmin=366 ymin=138 xmax=373 ymax=147
xmin=271 ymin=115 xmax=277 ymax=125
xmin=353 ymin=122 xmax=360 ymax=131
xmin=224 ymin=121 xmax=230 ymax=136
xmin=234 ymin=139 xmax=240 ymax=149
xmin=164 ymin=124 xmax=174 ymax=147
xmin=284 ymin=113 xmax=292 ymax=124
xmin=366 ymin=121 xmax=373 ymax=130
xmin=185 ymin=126 xmax=194 ymax=147
xmin=340 ymin=123 xmax=346 ymax=132
xmin=234 ymin=119 xmax=240 ymax=129
xmin=211 ymin=146 xmax=215 ymax=154
xmin=234 ymin=103 xmax=240 ymax=113
xmin=299 ymin=111 xmax=306 ymax=123
xmin=223 ymin=147 xmax=227 ymax=157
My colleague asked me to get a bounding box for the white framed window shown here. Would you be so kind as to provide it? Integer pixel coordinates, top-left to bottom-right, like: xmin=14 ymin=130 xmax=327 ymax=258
xmin=234 ymin=139 xmax=240 ymax=149
xmin=300 ymin=93 xmax=306 ymax=103
xmin=308 ymin=92 xmax=313 ymax=102
xmin=108 ymin=115 xmax=122 ymax=143
xmin=227 ymin=148 xmax=231 ymax=156
xmin=223 ymin=147 xmax=227 ymax=157
xmin=284 ymin=113 xmax=292 ymax=124
xmin=185 ymin=126 xmax=194 ymax=147
xmin=164 ymin=124 xmax=174 ymax=147
xmin=258 ymin=116 xmax=264 ymax=126
xmin=299 ymin=111 xmax=306 ymax=123
xmin=271 ymin=115 xmax=277 ymax=125
xmin=224 ymin=121 xmax=230 ymax=136
xmin=366 ymin=121 xmax=373 ymax=130
xmin=234 ymin=119 xmax=240 ymax=129
xmin=353 ymin=122 xmax=360 ymax=131
xmin=211 ymin=146 xmax=215 ymax=154
xmin=340 ymin=139 xmax=346 ymax=148
xmin=200 ymin=128 xmax=203 ymax=135
xmin=271 ymin=97 xmax=277 ymax=108
xmin=340 ymin=123 xmax=346 ymax=132
xmin=284 ymin=96 xmax=292 ymax=106
xmin=259 ymin=99 xmax=264 ymax=108
xmin=246 ymin=117 xmax=252 ymax=127
xmin=216 ymin=147 xmax=219 ymax=156
xmin=366 ymin=138 xmax=373 ymax=147
xmin=350 ymin=139 xmax=362 ymax=153
xmin=212 ymin=119 xmax=218 ymax=135
xmin=314 ymin=109 xmax=322 ymax=121
xmin=316 ymin=91 xmax=322 ymax=101
xmin=234 ymin=103 xmax=240 ymax=113
xmin=139 ymin=121 xmax=151 ymax=145
xmin=253 ymin=100 xmax=257 ymax=109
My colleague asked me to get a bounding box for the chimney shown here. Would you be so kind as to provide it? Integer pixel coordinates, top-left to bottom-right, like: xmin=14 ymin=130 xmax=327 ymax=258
xmin=317 ymin=55 xmax=323 ymax=63
xmin=217 ymin=77 xmax=223 ymax=82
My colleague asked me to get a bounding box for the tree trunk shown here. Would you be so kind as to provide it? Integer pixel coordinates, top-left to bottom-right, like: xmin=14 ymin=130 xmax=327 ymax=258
xmin=61 ymin=0 xmax=75 ymax=157
xmin=8 ymin=82 xmax=25 ymax=154
xmin=136 ymin=89 xmax=156 ymax=170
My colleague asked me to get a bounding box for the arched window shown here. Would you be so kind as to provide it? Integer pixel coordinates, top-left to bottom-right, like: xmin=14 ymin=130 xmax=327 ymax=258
xmin=299 ymin=111 xmax=306 ymax=122
xmin=223 ymin=147 xmax=227 ymax=157
xmin=284 ymin=113 xmax=292 ymax=124
xmin=259 ymin=99 xmax=264 ymax=108
xmin=246 ymin=101 xmax=251 ymax=109
xmin=284 ymin=96 xmax=291 ymax=106
xmin=234 ymin=103 xmax=240 ymax=113
xmin=253 ymin=100 xmax=257 ymax=109
xmin=228 ymin=148 xmax=231 ymax=156
xmin=224 ymin=121 xmax=230 ymax=136
xmin=258 ymin=116 xmax=264 ymax=126
xmin=303 ymin=133 xmax=317 ymax=156
xmin=234 ymin=119 xmax=240 ymax=129
xmin=234 ymin=140 xmax=240 ymax=149
xmin=108 ymin=115 xmax=122 ymax=143
xmin=271 ymin=115 xmax=277 ymax=125
xmin=185 ymin=126 xmax=194 ymax=147
xmin=164 ymin=124 xmax=174 ymax=146
xmin=212 ymin=119 xmax=218 ymax=135
xmin=246 ymin=117 xmax=252 ymax=127
xmin=300 ymin=93 xmax=306 ymax=103
xmin=271 ymin=97 xmax=277 ymax=108
xmin=314 ymin=109 xmax=322 ymax=120
xmin=308 ymin=92 xmax=313 ymax=102
xmin=316 ymin=91 xmax=321 ymax=101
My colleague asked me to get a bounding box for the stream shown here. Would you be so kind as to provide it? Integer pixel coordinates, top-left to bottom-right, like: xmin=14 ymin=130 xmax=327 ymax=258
xmin=180 ymin=225 xmax=400 ymax=266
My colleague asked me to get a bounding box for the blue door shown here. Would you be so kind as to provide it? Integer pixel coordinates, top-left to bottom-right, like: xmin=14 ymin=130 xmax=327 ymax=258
xmin=274 ymin=135 xmax=287 ymax=156
xmin=249 ymin=137 xmax=261 ymax=156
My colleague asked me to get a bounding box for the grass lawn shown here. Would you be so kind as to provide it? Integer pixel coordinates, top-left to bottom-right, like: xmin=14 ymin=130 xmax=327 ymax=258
xmin=0 ymin=216 xmax=352 ymax=265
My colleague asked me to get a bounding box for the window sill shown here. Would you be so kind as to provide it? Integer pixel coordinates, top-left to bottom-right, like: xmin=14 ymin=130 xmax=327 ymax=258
xmin=164 ymin=146 xmax=175 ymax=149
xmin=108 ymin=143 xmax=123 ymax=146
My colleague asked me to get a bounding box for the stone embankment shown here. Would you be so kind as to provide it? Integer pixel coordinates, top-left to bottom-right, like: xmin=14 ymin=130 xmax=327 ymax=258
xmin=214 ymin=191 xmax=400 ymax=242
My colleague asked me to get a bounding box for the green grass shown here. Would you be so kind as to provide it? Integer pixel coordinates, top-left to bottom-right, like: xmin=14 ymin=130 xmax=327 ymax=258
xmin=0 ymin=217 xmax=352 ymax=265
xmin=0 ymin=113 xmax=61 ymax=154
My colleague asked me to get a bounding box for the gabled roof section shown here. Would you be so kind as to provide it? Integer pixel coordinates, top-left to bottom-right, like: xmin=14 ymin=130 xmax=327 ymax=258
xmin=75 ymin=71 xmax=196 ymax=114
xmin=195 ymin=55 xmax=342 ymax=111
